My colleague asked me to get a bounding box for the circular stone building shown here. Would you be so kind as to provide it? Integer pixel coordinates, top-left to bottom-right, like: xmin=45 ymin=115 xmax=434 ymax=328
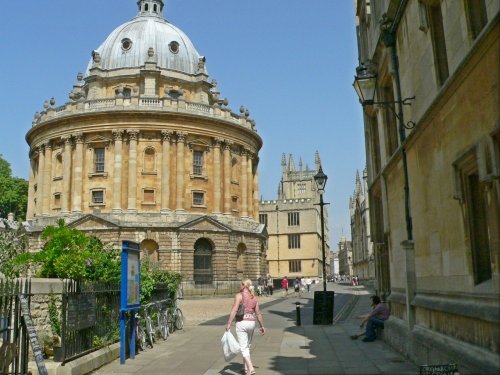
xmin=25 ymin=0 xmax=266 ymax=286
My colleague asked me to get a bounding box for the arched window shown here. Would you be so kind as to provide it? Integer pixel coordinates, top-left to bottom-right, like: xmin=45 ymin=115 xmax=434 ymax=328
xmin=143 ymin=147 xmax=156 ymax=173
xmin=194 ymin=238 xmax=213 ymax=284
xmin=141 ymin=239 xmax=159 ymax=262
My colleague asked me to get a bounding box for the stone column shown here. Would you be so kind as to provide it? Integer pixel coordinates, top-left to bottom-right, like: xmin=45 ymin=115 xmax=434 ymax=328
xmin=26 ymin=155 xmax=36 ymax=219
xmin=72 ymin=133 xmax=84 ymax=213
xmin=42 ymin=142 xmax=53 ymax=216
xmin=36 ymin=145 xmax=45 ymax=217
xmin=61 ymin=136 xmax=72 ymax=215
xmin=223 ymin=141 xmax=232 ymax=214
xmin=212 ymin=138 xmax=223 ymax=214
xmin=176 ymin=132 xmax=187 ymax=211
xmin=240 ymin=149 xmax=248 ymax=217
xmin=253 ymin=161 xmax=259 ymax=220
xmin=247 ymin=153 xmax=254 ymax=218
xmin=127 ymin=130 xmax=139 ymax=212
xmin=161 ymin=131 xmax=172 ymax=213
xmin=112 ymin=130 xmax=124 ymax=213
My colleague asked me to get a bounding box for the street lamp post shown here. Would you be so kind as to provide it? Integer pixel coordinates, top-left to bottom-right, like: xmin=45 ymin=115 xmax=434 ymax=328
xmin=314 ymin=165 xmax=329 ymax=324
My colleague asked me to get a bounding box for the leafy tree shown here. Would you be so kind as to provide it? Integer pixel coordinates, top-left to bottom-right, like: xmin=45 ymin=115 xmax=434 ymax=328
xmin=0 ymin=155 xmax=28 ymax=220
xmin=0 ymin=221 xmax=29 ymax=278
xmin=140 ymin=254 xmax=182 ymax=303
xmin=17 ymin=219 xmax=121 ymax=281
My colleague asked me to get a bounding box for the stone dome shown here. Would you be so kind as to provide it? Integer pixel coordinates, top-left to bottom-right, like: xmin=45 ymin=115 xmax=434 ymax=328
xmin=86 ymin=0 xmax=203 ymax=76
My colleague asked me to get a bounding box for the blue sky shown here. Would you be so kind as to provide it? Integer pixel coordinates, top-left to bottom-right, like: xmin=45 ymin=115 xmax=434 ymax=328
xmin=0 ymin=0 xmax=365 ymax=248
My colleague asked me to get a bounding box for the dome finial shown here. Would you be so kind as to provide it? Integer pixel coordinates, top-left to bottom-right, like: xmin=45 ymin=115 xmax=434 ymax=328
xmin=137 ymin=0 xmax=164 ymax=18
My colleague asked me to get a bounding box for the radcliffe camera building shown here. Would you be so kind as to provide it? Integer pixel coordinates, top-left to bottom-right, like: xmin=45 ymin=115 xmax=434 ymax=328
xmin=354 ymin=1 xmax=499 ymax=373
xmin=259 ymin=152 xmax=330 ymax=280
xmin=25 ymin=0 xmax=267 ymax=284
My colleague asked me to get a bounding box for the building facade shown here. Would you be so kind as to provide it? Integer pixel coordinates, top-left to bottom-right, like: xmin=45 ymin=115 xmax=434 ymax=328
xmin=337 ymin=236 xmax=353 ymax=277
xmin=259 ymin=152 xmax=330 ymax=281
xmin=25 ymin=0 xmax=267 ymax=285
xmin=350 ymin=168 xmax=375 ymax=285
xmin=354 ymin=1 xmax=499 ymax=373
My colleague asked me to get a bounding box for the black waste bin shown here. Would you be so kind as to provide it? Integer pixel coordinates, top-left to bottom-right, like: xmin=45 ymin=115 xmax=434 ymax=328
xmin=313 ymin=291 xmax=334 ymax=325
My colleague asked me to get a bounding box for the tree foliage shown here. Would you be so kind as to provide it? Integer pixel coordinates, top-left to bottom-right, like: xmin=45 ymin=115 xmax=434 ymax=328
xmin=140 ymin=255 xmax=182 ymax=303
xmin=17 ymin=219 xmax=121 ymax=281
xmin=0 ymin=222 xmax=29 ymax=278
xmin=0 ymin=155 xmax=28 ymax=221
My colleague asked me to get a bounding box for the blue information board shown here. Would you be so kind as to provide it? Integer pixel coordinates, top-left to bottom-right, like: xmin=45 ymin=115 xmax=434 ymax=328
xmin=120 ymin=240 xmax=141 ymax=364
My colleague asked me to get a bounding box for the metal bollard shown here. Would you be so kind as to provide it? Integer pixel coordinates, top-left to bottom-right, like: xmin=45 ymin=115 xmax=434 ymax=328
xmin=295 ymin=301 xmax=301 ymax=326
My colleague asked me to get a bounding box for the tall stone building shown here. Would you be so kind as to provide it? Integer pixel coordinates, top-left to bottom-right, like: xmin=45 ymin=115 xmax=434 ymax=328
xmin=259 ymin=152 xmax=330 ymax=281
xmin=25 ymin=0 xmax=267 ymax=285
xmin=349 ymin=168 xmax=375 ymax=285
xmin=354 ymin=0 xmax=499 ymax=373
xmin=337 ymin=236 xmax=353 ymax=277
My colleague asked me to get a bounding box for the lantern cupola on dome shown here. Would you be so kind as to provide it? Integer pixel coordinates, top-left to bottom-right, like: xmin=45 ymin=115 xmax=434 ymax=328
xmin=137 ymin=0 xmax=164 ymax=18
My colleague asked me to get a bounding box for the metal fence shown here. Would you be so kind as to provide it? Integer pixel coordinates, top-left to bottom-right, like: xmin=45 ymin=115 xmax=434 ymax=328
xmin=0 ymin=279 xmax=31 ymax=375
xmin=180 ymin=279 xmax=242 ymax=297
xmin=59 ymin=280 xmax=170 ymax=364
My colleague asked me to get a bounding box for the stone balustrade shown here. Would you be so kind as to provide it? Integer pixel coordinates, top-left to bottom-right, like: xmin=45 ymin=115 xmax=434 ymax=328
xmin=33 ymin=96 xmax=256 ymax=132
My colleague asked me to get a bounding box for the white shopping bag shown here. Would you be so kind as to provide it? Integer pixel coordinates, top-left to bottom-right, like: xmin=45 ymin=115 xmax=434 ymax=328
xmin=221 ymin=330 xmax=240 ymax=362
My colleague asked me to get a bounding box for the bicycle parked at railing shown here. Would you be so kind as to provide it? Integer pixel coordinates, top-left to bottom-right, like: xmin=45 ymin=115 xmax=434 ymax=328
xmin=167 ymin=289 xmax=184 ymax=333
xmin=143 ymin=305 xmax=156 ymax=348
xmin=134 ymin=311 xmax=146 ymax=351
xmin=154 ymin=299 xmax=170 ymax=340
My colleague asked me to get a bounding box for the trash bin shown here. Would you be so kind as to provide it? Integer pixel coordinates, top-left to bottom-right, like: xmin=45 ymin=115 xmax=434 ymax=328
xmin=313 ymin=291 xmax=334 ymax=325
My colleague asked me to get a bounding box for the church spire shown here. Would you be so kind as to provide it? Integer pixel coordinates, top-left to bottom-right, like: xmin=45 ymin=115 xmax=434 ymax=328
xmin=137 ymin=0 xmax=165 ymax=18
xmin=315 ymin=150 xmax=321 ymax=171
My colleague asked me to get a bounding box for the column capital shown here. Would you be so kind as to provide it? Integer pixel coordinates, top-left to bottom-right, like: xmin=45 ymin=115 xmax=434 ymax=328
xmin=127 ymin=129 xmax=139 ymax=141
xmin=161 ymin=130 xmax=173 ymax=142
xmin=223 ymin=140 xmax=233 ymax=151
xmin=62 ymin=136 xmax=73 ymax=146
xmin=44 ymin=141 xmax=53 ymax=150
xmin=112 ymin=129 xmax=124 ymax=141
xmin=213 ymin=137 xmax=224 ymax=147
xmin=176 ymin=131 xmax=188 ymax=143
xmin=73 ymin=133 xmax=84 ymax=143
xmin=37 ymin=143 xmax=46 ymax=153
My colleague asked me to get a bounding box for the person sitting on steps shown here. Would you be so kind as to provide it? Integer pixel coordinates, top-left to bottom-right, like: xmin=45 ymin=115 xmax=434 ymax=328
xmin=350 ymin=295 xmax=390 ymax=342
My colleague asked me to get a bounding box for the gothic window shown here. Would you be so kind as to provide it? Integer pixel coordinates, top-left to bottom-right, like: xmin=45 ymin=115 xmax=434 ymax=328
xmin=288 ymin=212 xmax=300 ymax=226
xmin=427 ymin=2 xmax=449 ymax=85
xmin=288 ymin=234 xmax=301 ymax=249
xmin=297 ymin=183 xmax=306 ymax=194
xmin=193 ymin=238 xmax=213 ymax=284
xmin=381 ymin=84 xmax=399 ymax=157
xmin=259 ymin=213 xmax=268 ymax=226
xmin=370 ymin=115 xmax=381 ymax=175
xmin=94 ymin=148 xmax=105 ymax=173
xmin=465 ymin=0 xmax=488 ymax=40
xmin=143 ymin=147 xmax=156 ymax=173
xmin=454 ymin=145 xmax=498 ymax=286
xmin=289 ymin=260 xmax=301 ymax=273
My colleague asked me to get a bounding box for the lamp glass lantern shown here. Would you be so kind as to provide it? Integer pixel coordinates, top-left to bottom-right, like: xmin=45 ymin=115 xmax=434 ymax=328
xmin=314 ymin=165 xmax=328 ymax=192
xmin=353 ymin=71 xmax=377 ymax=106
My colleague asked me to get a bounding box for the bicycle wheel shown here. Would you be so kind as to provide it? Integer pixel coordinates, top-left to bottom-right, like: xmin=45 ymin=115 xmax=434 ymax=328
xmin=159 ymin=312 xmax=169 ymax=340
xmin=145 ymin=316 xmax=155 ymax=348
xmin=175 ymin=308 xmax=184 ymax=330
xmin=136 ymin=323 xmax=146 ymax=351
xmin=167 ymin=308 xmax=175 ymax=333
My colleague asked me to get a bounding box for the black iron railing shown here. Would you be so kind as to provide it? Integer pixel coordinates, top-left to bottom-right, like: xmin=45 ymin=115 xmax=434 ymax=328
xmin=180 ymin=279 xmax=242 ymax=297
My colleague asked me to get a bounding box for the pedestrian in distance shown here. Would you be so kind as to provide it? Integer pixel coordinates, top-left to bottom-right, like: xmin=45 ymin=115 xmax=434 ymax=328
xmin=266 ymin=274 xmax=273 ymax=296
xmin=350 ymin=295 xmax=390 ymax=342
xmin=305 ymin=277 xmax=312 ymax=293
xmin=281 ymin=276 xmax=289 ymax=297
xmin=226 ymin=279 xmax=265 ymax=375
xmin=293 ymin=277 xmax=301 ymax=297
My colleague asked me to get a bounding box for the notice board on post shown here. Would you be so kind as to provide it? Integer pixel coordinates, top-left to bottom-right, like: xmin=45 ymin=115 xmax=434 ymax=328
xmin=313 ymin=291 xmax=334 ymax=325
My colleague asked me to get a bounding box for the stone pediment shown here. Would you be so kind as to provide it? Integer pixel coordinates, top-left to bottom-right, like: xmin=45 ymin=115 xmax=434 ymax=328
xmin=67 ymin=215 xmax=119 ymax=230
xmin=179 ymin=216 xmax=231 ymax=232
xmin=85 ymin=135 xmax=112 ymax=147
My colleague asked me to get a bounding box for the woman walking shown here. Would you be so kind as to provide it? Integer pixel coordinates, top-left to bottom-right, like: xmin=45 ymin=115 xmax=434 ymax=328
xmin=226 ymin=279 xmax=266 ymax=375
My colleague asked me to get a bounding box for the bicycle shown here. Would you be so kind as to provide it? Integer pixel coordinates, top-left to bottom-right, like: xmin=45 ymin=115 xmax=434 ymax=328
xmin=134 ymin=312 xmax=146 ymax=351
xmin=168 ymin=289 xmax=184 ymax=332
xmin=143 ymin=305 xmax=155 ymax=348
xmin=155 ymin=300 xmax=169 ymax=340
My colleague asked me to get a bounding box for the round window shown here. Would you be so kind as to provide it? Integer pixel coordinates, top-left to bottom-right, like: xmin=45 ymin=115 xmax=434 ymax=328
xmin=121 ymin=38 xmax=132 ymax=51
xmin=169 ymin=41 xmax=179 ymax=54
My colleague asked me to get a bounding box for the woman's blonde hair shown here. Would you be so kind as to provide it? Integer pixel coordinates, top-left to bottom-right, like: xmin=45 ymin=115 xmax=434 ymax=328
xmin=242 ymin=278 xmax=255 ymax=298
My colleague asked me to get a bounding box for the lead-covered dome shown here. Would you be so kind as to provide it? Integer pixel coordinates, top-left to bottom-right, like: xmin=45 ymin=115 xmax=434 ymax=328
xmin=86 ymin=0 xmax=203 ymax=76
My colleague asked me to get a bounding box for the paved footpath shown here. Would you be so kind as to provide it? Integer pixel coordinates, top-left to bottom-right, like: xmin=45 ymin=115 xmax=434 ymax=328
xmin=92 ymin=283 xmax=418 ymax=375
